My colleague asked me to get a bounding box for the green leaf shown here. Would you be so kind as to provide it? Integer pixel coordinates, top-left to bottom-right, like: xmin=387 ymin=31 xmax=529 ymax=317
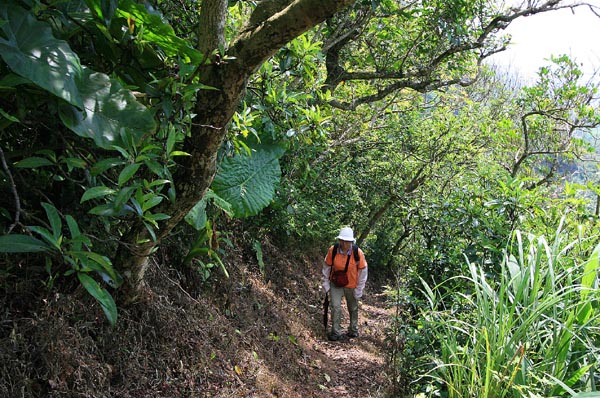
xmin=41 ymin=203 xmax=62 ymax=240
xmin=81 ymin=186 xmax=116 ymax=203
xmin=0 ymin=234 xmax=51 ymax=252
xmin=129 ymin=197 xmax=143 ymax=216
xmin=212 ymin=145 xmax=284 ymax=218
xmin=184 ymin=189 xmax=232 ymax=230
xmin=0 ymin=5 xmax=155 ymax=149
xmin=143 ymin=221 xmax=157 ymax=241
xmin=70 ymin=250 xmax=120 ymax=286
xmin=91 ymin=158 xmax=127 ymax=176
xmin=580 ymin=243 xmax=599 ymax=300
xmin=65 ymin=215 xmax=81 ymax=239
xmin=118 ymin=163 xmax=141 ymax=186
xmin=0 ymin=108 xmax=19 ymax=125
xmin=13 ymin=157 xmax=54 ymax=168
xmin=144 ymin=213 xmax=170 ymax=223
xmin=77 ymin=273 xmax=118 ymax=326
xmin=171 ymin=151 xmax=191 ymax=157
xmin=0 ymin=4 xmax=84 ymax=108
xmin=0 ymin=73 xmax=30 ymax=89
xmin=28 ymin=225 xmax=61 ymax=249
xmin=88 ymin=204 xmax=118 ymax=216
xmin=146 ymin=179 xmax=171 ymax=189
xmin=112 ymin=186 xmax=137 ymax=211
xmin=143 ymin=159 xmax=164 ymax=178
xmin=576 ymin=301 xmax=592 ymax=324
xmin=209 ymin=250 xmax=229 ymax=278
xmin=253 ymin=239 xmax=265 ymax=274
xmin=64 ymin=157 xmax=87 ymax=170
xmin=167 ymin=186 xmax=176 ymax=203
xmin=142 ymin=195 xmax=163 ymax=212
xmin=185 ymin=198 xmax=208 ymax=230
xmin=66 ymin=215 xmax=84 ymax=251
xmin=166 ymin=127 xmax=177 ymax=155
xmin=113 ymin=0 xmax=203 ymax=64
xmin=207 ymin=190 xmax=234 ymax=217
xmin=86 ymin=0 xmax=118 ymax=26
xmin=59 ymin=68 xmax=156 ymax=149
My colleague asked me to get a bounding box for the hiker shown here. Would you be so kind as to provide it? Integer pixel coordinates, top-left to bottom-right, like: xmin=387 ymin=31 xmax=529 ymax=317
xmin=322 ymin=227 xmax=368 ymax=341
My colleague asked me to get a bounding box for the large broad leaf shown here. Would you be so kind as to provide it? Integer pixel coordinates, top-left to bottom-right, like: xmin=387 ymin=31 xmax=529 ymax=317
xmin=212 ymin=145 xmax=285 ymax=218
xmin=59 ymin=68 xmax=156 ymax=149
xmin=0 ymin=4 xmax=84 ymax=108
xmin=0 ymin=4 xmax=156 ymax=149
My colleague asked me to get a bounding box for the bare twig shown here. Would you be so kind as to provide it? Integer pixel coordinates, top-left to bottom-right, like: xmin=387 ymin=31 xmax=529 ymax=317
xmin=0 ymin=146 xmax=21 ymax=233
xmin=152 ymin=257 xmax=202 ymax=306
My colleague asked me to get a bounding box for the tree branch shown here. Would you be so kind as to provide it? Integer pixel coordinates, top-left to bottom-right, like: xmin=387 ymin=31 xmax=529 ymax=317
xmin=230 ymin=0 xmax=355 ymax=73
xmin=0 ymin=146 xmax=22 ymax=233
xmin=322 ymin=0 xmax=594 ymax=110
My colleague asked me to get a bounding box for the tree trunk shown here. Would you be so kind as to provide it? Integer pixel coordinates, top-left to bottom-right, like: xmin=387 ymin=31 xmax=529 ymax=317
xmin=385 ymin=227 xmax=411 ymax=269
xmin=114 ymin=63 xmax=246 ymax=301
xmin=357 ymin=196 xmax=395 ymax=247
xmin=114 ymin=0 xmax=355 ymax=301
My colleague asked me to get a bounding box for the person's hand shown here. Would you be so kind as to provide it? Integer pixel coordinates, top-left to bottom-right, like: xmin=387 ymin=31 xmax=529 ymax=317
xmin=322 ymin=280 xmax=330 ymax=295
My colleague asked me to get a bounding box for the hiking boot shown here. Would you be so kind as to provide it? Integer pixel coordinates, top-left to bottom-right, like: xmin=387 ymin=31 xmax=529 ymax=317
xmin=347 ymin=331 xmax=359 ymax=338
xmin=327 ymin=333 xmax=344 ymax=341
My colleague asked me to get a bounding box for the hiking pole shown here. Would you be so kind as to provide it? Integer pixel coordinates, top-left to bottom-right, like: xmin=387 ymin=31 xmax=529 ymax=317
xmin=323 ymin=291 xmax=329 ymax=332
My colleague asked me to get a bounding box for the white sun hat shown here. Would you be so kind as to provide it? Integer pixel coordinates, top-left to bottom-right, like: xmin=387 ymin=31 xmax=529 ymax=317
xmin=336 ymin=227 xmax=355 ymax=242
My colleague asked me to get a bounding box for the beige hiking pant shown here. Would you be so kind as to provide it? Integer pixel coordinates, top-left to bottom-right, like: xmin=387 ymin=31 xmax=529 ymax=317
xmin=329 ymin=285 xmax=358 ymax=336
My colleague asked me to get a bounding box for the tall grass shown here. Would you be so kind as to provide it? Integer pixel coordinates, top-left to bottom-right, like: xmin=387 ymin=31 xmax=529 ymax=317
xmin=420 ymin=226 xmax=600 ymax=397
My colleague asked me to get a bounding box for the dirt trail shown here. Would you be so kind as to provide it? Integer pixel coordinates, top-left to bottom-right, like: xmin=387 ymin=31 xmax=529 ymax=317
xmin=0 ymin=237 xmax=396 ymax=398
xmin=303 ymin=290 xmax=392 ymax=398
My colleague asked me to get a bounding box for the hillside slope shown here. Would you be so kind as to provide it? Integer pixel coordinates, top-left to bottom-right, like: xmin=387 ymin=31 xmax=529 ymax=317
xmin=0 ymin=236 xmax=392 ymax=397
